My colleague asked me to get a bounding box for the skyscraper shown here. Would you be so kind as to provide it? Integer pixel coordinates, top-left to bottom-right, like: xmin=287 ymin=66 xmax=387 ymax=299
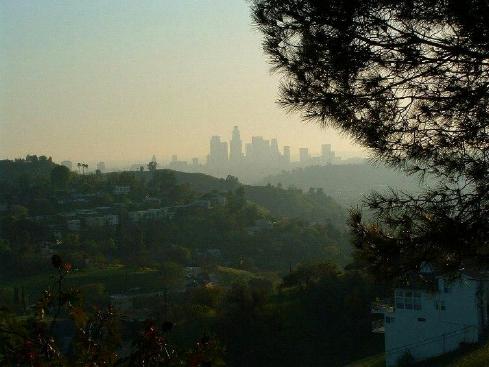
xmin=208 ymin=136 xmax=228 ymax=167
xmin=321 ymin=144 xmax=332 ymax=164
xmin=299 ymin=148 xmax=310 ymax=163
xmin=230 ymin=126 xmax=243 ymax=163
xmin=270 ymin=138 xmax=280 ymax=159
xmin=96 ymin=161 xmax=106 ymax=172
xmin=248 ymin=136 xmax=270 ymax=164
xmin=283 ymin=146 xmax=291 ymax=163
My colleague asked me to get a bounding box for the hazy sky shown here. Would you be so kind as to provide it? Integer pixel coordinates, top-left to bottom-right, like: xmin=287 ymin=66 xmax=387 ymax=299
xmin=0 ymin=0 xmax=364 ymax=166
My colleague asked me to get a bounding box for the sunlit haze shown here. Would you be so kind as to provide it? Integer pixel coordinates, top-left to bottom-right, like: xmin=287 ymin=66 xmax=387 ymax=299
xmin=0 ymin=0 xmax=364 ymax=168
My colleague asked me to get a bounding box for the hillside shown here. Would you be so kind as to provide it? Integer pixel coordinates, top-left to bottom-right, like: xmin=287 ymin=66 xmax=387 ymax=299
xmin=168 ymin=169 xmax=346 ymax=226
xmin=0 ymin=158 xmax=346 ymax=227
xmin=260 ymin=164 xmax=431 ymax=206
xmin=0 ymin=155 xmax=57 ymax=182
xmin=172 ymin=170 xmax=236 ymax=193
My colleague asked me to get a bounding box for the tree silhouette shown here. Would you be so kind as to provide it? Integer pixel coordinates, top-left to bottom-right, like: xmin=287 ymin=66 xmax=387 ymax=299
xmin=50 ymin=165 xmax=70 ymax=189
xmin=147 ymin=161 xmax=157 ymax=172
xmin=252 ymin=0 xmax=489 ymax=277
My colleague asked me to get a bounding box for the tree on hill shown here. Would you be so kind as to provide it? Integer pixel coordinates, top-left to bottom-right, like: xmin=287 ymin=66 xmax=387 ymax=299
xmin=252 ymin=0 xmax=489 ymax=277
xmin=148 ymin=160 xmax=157 ymax=173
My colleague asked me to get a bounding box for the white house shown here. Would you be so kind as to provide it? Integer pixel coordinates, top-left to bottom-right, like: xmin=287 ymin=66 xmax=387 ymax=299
xmin=373 ymin=266 xmax=489 ymax=366
xmin=113 ymin=185 xmax=131 ymax=195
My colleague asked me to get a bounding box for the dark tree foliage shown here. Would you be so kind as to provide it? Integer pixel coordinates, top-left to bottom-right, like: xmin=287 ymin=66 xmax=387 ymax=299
xmin=0 ymin=256 xmax=222 ymax=367
xmin=50 ymin=165 xmax=71 ymax=189
xmin=252 ymin=0 xmax=489 ymax=278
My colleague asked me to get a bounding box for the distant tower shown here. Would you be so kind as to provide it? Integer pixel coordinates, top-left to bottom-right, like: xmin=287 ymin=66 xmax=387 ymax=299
xmin=250 ymin=136 xmax=270 ymax=164
xmin=172 ymin=155 xmax=178 ymax=162
xmin=270 ymin=138 xmax=280 ymax=159
xmin=245 ymin=143 xmax=252 ymax=159
xmin=283 ymin=146 xmax=291 ymax=163
xmin=192 ymin=158 xmax=199 ymax=166
xmin=221 ymin=142 xmax=229 ymax=162
xmin=151 ymin=155 xmax=157 ymax=164
xmin=208 ymin=136 xmax=228 ymax=167
xmin=96 ymin=161 xmax=106 ymax=172
xmin=321 ymin=144 xmax=332 ymax=164
xmin=230 ymin=126 xmax=243 ymax=164
xmin=61 ymin=161 xmax=73 ymax=170
xmin=299 ymin=148 xmax=310 ymax=163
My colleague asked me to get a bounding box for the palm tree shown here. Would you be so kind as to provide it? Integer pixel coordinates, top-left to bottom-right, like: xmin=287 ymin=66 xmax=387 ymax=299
xmin=77 ymin=162 xmax=81 ymax=174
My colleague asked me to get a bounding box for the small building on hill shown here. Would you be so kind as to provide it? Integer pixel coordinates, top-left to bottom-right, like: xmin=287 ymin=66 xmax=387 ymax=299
xmin=372 ymin=265 xmax=489 ymax=366
xmin=113 ymin=185 xmax=131 ymax=195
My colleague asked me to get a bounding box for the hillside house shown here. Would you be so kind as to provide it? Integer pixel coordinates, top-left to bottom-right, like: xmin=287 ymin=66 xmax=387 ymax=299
xmin=247 ymin=218 xmax=273 ymax=235
xmin=113 ymin=185 xmax=131 ymax=195
xmin=67 ymin=219 xmax=81 ymax=231
xmin=84 ymin=214 xmax=119 ymax=227
xmin=372 ymin=265 xmax=489 ymax=366
xmin=128 ymin=208 xmax=169 ymax=223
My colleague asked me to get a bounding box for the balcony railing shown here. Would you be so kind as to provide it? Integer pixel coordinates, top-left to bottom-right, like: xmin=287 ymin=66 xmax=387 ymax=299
xmin=371 ymin=298 xmax=394 ymax=314
xmin=371 ymin=319 xmax=384 ymax=333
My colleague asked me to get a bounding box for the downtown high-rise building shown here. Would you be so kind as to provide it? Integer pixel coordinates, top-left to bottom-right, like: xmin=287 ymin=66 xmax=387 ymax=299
xmin=270 ymin=138 xmax=280 ymax=160
xmin=230 ymin=126 xmax=243 ymax=163
xmin=199 ymin=126 xmax=341 ymax=181
xmin=283 ymin=146 xmax=291 ymax=163
xmin=321 ymin=144 xmax=333 ymax=164
xmin=299 ymin=147 xmax=310 ymax=163
xmin=208 ymin=136 xmax=228 ymax=167
xmin=248 ymin=136 xmax=270 ymax=164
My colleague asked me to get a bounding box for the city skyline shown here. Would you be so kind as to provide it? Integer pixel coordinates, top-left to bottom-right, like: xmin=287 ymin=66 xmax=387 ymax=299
xmin=0 ymin=1 xmax=363 ymax=163
xmin=58 ymin=125 xmax=366 ymax=174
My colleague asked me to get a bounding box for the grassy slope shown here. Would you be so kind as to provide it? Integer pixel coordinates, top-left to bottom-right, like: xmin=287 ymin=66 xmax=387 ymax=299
xmin=1 ymin=265 xmax=280 ymax=304
xmin=447 ymin=343 xmax=489 ymax=367
xmin=345 ymin=354 xmax=385 ymax=367
xmin=346 ymin=342 xmax=489 ymax=367
xmin=0 ymin=265 xmax=163 ymax=301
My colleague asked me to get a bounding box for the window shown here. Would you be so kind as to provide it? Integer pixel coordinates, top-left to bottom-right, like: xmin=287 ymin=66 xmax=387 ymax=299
xmin=395 ymin=289 xmax=422 ymax=311
xmin=386 ymin=316 xmax=395 ymax=323
xmin=417 ymin=317 xmax=426 ymax=322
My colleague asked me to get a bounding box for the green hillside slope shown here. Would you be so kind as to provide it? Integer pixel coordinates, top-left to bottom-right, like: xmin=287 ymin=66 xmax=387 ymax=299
xmin=169 ymin=169 xmax=347 ymax=226
xmin=347 ymin=342 xmax=489 ymax=367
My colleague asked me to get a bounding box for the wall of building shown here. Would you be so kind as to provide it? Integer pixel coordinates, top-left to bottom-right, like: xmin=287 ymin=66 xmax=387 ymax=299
xmin=384 ymin=276 xmax=484 ymax=366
